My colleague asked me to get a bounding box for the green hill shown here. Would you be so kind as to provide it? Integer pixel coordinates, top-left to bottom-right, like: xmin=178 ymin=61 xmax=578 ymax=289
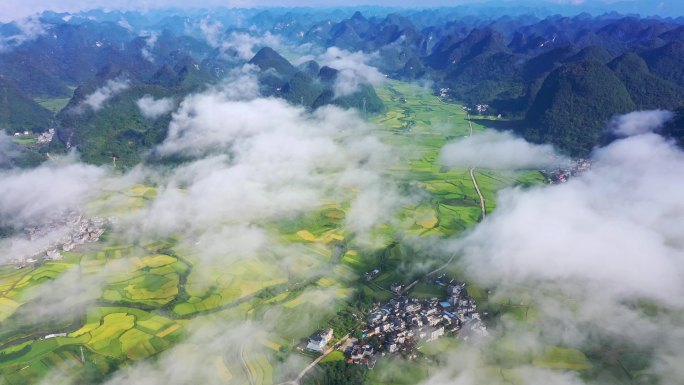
xmin=608 ymin=53 xmax=684 ymax=110
xmin=250 ymin=48 xmax=385 ymax=114
xmin=663 ymin=107 xmax=684 ymax=148
xmin=524 ymin=61 xmax=636 ymax=156
xmin=640 ymin=41 xmax=684 ymax=87
xmin=0 ymin=77 xmax=54 ymax=134
xmin=59 ymin=84 xmax=176 ymax=167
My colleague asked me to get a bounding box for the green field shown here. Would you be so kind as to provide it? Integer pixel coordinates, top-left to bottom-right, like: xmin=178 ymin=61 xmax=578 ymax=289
xmin=34 ymin=97 xmax=72 ymax=113
xmin=0 ymin=79 xmax=551 ymax=385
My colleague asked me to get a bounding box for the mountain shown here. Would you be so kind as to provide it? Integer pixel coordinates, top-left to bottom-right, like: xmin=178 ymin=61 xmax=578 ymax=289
xmin=640 ymin=41 xmax=684 ymax=87
xmin=249 ymin=46 xmax=298 ymax=78
xmin=250 ymin=47 xmax=385 ymax=114
xmin=663 ymin=107 xmax=684 ymax=147
xmin=57 ymin=59 xmax=214 ymax=166
xmin=608 ymin=53 xmax=684 ymax=110
xmin=524 ymin=60 xmax=636 ymax=156
xmin=0 ymin=77 xmax=53 ymax=134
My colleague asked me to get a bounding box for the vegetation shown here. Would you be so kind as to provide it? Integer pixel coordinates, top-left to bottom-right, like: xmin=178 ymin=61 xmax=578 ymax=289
xmin=524 ymin=61 xmax=636 ymax=156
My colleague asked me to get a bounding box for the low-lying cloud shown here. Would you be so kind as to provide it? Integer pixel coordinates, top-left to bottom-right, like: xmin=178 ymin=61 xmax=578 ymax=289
xmin=609 ymin=109 xmax=674 ymax=137
xmin=137 ymin=95 xmax=175 ymax=119
xmin=79 ymin=78 xmax=130 ymax=112
xmin=220 ymin=31 xmax=282 ymax=61
xmin=0 ymin=154 xmax=104 ymax=228
xmin=0 ymin=15 xmax=46 ymax=52
xmin=0 ymin=130 xmax=22 ymax=168
xmin=318 ymin=47 xmax=385 ymax=97
xmin=140 ymin=32 xmax=158 ymax=62
xmin=455 ymin=132 xmax=684 ymax=305
xmin=439 ymin=130 xmax=567 ymax=170
xmin=423 ymin=112 xmax=684 ymax=384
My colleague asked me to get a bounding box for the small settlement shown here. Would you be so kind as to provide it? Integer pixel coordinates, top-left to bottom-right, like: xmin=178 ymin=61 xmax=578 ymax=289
xmin=11 ymin=212 xmax=109 ymax=268
xmin=303 ymin=274 xmax=487 ymax=366
xmin=350 ymin=277 xmax=484 ymax=362
xmin=543 ymin=159 xmax=591 ymax=184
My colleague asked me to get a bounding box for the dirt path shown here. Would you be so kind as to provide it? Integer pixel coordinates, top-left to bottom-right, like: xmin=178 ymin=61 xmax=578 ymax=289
xmin=240 ymin=344 xmax=255 ymax=385
xmin=465 ymin=113 xmax=486 ymax=220
xmin=470 ymin=167 xmax=486 ymax=220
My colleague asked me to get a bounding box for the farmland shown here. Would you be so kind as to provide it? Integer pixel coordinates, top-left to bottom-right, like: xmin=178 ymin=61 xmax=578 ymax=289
xmin=0 ymin=79 xmax=551 ymax=385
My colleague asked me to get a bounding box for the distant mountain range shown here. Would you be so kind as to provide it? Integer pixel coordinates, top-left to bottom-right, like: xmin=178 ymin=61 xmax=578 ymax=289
xmin=0 ymin=8 xmax=683 ymax=164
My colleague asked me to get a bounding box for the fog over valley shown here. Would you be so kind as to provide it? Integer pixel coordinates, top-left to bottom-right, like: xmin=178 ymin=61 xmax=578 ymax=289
xmin=0 ymin=3 xmax=683 ymax=385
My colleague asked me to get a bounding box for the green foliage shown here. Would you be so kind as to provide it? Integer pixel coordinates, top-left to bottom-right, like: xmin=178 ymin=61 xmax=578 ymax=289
xmin=524 ymin=61 xmax=636 ymax=156
xmin=609 ymin=53 xmax=684 ymax=110
xmin=663 ymin=106 xmax=684 ymax=147
xmin=0 ymin=344 xmax=32 ymax=362
xmin=302 ymin=361 xmax=368 ymax=385
xmin=58 ymin=84 xmax=179 ymax=167
xmin=641 ymin=41 xmax=684 ymax=87
xmin=0 ymin=78 xmax=53 ymax=134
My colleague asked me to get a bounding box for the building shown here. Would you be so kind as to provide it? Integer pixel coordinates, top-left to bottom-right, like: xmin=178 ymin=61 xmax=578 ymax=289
xmin=306 ymin=328 xmax=334 ymax=352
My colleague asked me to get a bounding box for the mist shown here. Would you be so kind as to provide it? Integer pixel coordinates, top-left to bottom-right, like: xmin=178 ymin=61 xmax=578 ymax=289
xmin=419 ymin=112 xmax=684 ymax=384
xmin=439 ymin=130 xmax=568 ymax=170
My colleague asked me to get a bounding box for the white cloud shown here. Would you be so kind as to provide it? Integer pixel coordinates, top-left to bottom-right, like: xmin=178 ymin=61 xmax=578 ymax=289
xmin=0 ymin=154 xmax=104 ymax=228
xmin=0 ymin=130 xmax=22 ymax=167
xmin=198 ymin=17 xmax=224 ymax=47
xmin=439 ymin=130 xmax=568 ymax=170
xmin=609 ymin=109 xmax=674 ymax=137
xmin=141 ymin=32 xmax=158 ymax=62
xmin=318 ymin=47 xmax=385 ymax=97
xmin=137 ymin=95 xmax=175 ymax=119
xmin=0 ymin=15 xmax=46 ymax=51
xmin=454 ymin=133 xmax=684 ymax=305
xmin=220 ymin=31 xmax=282 ymax=61
xmin=79 ymin=78 xmax=130 ymax=112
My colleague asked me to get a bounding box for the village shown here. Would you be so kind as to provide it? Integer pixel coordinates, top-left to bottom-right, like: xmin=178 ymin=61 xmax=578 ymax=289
xmin=10 ymin=211 xmax=109 ymax=268
xmin=302 ymin=274 xmax=486 ymax=367
xmin=543 ymin=158 xmax=592 ymax=184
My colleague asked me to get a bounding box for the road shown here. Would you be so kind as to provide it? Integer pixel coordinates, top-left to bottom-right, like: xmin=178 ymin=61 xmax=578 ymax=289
xmin=465 ymin=112 xmax=486 ymax=220
xmin=239 ymin=344 xmax=255 ymax=385
xmin=470 ymin=167 xmax=486 ymax=220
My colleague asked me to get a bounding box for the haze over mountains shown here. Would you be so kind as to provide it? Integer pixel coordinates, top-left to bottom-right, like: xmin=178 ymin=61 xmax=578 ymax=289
xmin=1 ymin=3 xmax=684 ymax=385
xmin=1 ymin=7 xmax=684 ymax=166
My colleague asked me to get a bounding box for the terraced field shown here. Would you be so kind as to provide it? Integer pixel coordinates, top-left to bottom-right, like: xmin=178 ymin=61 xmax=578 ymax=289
xmin=0 ymin=80 xmax=551 ymax=385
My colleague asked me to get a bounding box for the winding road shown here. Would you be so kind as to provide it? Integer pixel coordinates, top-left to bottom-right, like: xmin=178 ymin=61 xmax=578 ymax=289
xmin=470 ymin=167 xmax=486 ymax=220
xmin=239 ymin=344 xmax=255 ymax=385
xmin=466 ymin=113 xmax=486 ymax=220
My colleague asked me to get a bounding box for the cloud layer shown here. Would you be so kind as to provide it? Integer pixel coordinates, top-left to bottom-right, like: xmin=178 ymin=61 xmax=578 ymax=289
xmin=79 ymin=78 xmax=130 ymax=112
xmin=439 ymin=130 xmax=567 ymax=170
xmin=318 ymin=47 xmax=385 ymax=97
xmin=423 ymin=112 xmax=684 ymax=384
xmin=609 ymin=109 xmax=674 ymax=137
xmin=137 ymin=95 xmax=175 ymax=119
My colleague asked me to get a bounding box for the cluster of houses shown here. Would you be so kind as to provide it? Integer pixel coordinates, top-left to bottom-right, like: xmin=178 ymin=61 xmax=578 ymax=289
xmin=12 ymin=212 xmax=108 ymax=268
xmin=37 ymin=128 xmax=55 ymax=144
xmin=543 ymin=159 xmax=591 ymax=184
xmin=475 ymin=104 xmax=490 ymax=113
xmin=344 ymin=276 xmax=485 ymax=364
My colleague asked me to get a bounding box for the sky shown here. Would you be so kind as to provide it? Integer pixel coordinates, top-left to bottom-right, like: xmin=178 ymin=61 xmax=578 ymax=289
xmin=0 ymin=0 xmax=682 ymax=23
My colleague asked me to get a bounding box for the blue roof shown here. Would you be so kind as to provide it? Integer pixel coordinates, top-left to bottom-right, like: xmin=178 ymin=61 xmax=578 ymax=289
xmin=440 ymin=301 xmax=451 ymax=308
